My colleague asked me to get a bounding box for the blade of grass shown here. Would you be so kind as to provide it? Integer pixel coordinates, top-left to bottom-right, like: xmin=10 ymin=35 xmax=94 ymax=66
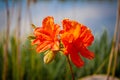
xmin=107 ymin=0 xmax=120 ymax=80
xmin=112 ymin=0 xmax=120 ymax=78
xmin=2 ymin=0 xmax=10 ymax=80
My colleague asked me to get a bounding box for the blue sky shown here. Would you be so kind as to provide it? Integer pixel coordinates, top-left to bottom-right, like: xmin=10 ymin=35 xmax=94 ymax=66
xmin=0 ymin=0 xmax=117 ymax=39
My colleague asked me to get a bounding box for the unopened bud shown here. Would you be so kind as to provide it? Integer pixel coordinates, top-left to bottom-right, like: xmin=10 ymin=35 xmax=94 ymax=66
xmin=28 ymin=35 xmax=36 ymax=40
xmin=31 ymin=24 xmax=36 ymax=29
xmin=44 ymin=50 xmax=55 ymax=64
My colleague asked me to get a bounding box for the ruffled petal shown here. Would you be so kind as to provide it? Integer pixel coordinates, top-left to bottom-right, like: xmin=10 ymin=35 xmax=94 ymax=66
xmin=66 ymin=45 xmax=84 ymax=67
xmin=79 ymin=46 xmax=94 ymax=60
xmin=70 ymin=52 xmax=84 ymax=68
xmin=42 ymin=16 xmax=54 ymax=31
xmin=60 ymin=19 xmax=81 ymax=43
xmin=80 ymin=25 xmax=94 ymax=47
xmin=62 ymin=19 xmax=71 ymax=31
xmin=32 ymin=38 xmax=41 ymax=45
xmin=34 ymin=28 xmax=51 ymax=38
xmin=36 ymin=41 xmax=51 ymax=53
xmin=62 ymin=19 xmax=81 ymax=41
xmin=53 ymin=24 xmax=60 ymax=36
xmin=72 ymin=24 xmax=80 ymax=40
xmin=83 ymin=35 xmax=94 ymax=47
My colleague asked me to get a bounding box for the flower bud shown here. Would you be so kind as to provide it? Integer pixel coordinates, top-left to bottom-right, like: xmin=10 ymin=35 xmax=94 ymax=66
xmin=31 ymin=24 xmax=36 ymax=29
xmin=44 ymin=50 xmax=55 ymax=64
xmin=28 ymin=35 xmax=36 ymax=40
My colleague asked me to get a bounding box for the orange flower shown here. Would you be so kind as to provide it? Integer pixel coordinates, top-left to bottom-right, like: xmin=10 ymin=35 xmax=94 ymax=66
xmin=60 ymin=19 xmax=94 ymax=68
xmin=32 ymin=16 xmax=60 ymax=53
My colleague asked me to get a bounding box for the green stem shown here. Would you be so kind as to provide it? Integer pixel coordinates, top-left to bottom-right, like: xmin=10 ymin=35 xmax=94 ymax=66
xmin=66 ymin=55 xmax=75 ymax=80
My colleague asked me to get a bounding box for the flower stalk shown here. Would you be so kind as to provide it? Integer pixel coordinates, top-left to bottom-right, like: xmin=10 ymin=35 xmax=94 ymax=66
xmin=66 ymin=55 xmax=75 ymax=80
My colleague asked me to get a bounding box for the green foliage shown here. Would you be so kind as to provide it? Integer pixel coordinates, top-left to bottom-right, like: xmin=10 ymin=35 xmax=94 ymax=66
xmin=0 ymin=30 xmax=120 ymax=80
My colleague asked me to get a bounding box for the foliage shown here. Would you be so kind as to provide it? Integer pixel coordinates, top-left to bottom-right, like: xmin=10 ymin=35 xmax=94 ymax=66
xmin=0 ymin=30 xmax=120 ymax=80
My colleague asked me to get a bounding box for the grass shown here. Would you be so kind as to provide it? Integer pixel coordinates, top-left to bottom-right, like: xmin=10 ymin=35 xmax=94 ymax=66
xmin=0 ymin=30 xmax=120 ymax=80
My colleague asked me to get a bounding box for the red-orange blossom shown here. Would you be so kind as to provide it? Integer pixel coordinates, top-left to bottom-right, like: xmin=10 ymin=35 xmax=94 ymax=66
xmin=60 ymin=19 xmax=94 ymax=67
xmin=32 ymin=16 xmax=60 ymax=53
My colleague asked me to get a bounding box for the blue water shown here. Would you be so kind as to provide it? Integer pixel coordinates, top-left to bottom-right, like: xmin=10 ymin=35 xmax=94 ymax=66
xmin=0 ymin=0 xmax=117 ymax=38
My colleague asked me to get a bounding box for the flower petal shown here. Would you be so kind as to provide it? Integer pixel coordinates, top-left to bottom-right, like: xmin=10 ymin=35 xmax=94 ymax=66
xmin=79 ymin=46 xmax=94 ymax=60
xmin=66 ymin=45 xmax=84 ymax=67
xmin=42 ymin=16 xmax=54 ymax=31
xmin=83 ymin=35 xmax=94 ymax=47
xmin=32 ymin=38 xmax=41 ymax=45
xmin=70 ymin=51 xmax=84 ymax=68
xmin=34 ymin=28 xmax=51 ymax=38
xmin=51 ymin=41 xmax=59 ymax=51
xmin=53 ymin=24 xmax=60 ymax=36
xmin=62 ymin=19 xmax=71 ymax=31
xmin=62 ymin=19 xmax=81 ymax=41
xmin=80 ymin=25 xmax=94 ymax=47
xmin=72 ymin=24 xmax=81 ymax=40
xmin=36 ymin=41 xmax=51 ymax=53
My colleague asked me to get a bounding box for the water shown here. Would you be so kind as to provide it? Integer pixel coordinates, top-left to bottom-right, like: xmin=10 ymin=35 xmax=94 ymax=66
xmin=0 ymin=0 xmax=117 ymax=39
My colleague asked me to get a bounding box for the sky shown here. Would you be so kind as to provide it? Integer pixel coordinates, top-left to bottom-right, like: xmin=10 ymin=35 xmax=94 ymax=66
xmin=0 ymin=0 xmax=117 ymax=39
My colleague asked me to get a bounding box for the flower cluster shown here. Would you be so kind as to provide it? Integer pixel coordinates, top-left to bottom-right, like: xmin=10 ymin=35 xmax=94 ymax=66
xmin=31 ymin=16 xmax=94 ymax=68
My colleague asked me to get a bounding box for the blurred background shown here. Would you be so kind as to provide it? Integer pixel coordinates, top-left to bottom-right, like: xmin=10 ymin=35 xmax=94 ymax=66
xmin=0 ymin=0 xmax=120 ymax=80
